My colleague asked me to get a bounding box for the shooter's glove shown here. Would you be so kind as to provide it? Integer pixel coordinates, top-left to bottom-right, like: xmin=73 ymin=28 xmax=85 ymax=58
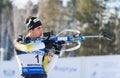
xmin=44 ymin=39 xmax=55 ymax=49
xmin=17 ymin=35 xmax=24 ymax=43
xmin=53 ymin=41 xmax=66 ymax=55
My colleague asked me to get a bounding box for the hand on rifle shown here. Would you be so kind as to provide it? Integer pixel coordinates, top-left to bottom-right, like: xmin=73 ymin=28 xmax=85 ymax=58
xmin=53 ymin=41 xmax=66 ymax=55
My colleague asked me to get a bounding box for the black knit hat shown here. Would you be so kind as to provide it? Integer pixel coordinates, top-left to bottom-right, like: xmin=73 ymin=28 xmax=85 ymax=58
xmin=26 ymin=16 xmax=42 ymax=30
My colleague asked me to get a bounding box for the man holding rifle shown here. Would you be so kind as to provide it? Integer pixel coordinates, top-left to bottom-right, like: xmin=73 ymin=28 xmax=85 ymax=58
xmin=14 ymin=16 xmax=65 ymax=78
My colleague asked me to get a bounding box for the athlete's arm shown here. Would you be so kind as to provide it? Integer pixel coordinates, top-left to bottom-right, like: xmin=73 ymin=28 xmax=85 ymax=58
xmin=14 ymin=40 xmax=45 ymax=52
xmin=42 ymin=54 xmax=59 ymax=73
xmin=14 ymin=41 xmax=33 ymax=52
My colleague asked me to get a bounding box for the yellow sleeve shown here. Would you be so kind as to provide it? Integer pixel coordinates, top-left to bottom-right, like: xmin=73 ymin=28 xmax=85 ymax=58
xmin=14 ymin=41 xmax=34 ymax=52
xmin=42 ymin=55 xmax=51 ymax=73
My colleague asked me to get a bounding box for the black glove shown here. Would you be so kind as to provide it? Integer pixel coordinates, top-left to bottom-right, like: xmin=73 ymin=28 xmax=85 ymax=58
xmin=44 ymin=39 xmax=55 ymax=49
xmin=53 ymin=41 xmax=66 ymax=55
xmin=17 ymin=35 xmax=24 ymax=43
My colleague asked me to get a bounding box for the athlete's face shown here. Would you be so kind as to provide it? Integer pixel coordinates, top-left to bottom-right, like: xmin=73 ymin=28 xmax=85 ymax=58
xmin=29 ymin=26 xmax=43 ymax=39
xmin=34 ymin=26 xmax=43 ymax=37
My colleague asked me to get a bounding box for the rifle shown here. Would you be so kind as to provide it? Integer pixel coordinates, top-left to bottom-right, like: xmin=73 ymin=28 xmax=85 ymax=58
xmin=43 ymin=29 xmax=111 ymax=52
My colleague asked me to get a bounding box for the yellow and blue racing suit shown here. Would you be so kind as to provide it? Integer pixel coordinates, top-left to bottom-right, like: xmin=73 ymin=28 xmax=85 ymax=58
xmin=14 ymin=37 xmax=59 ymax=77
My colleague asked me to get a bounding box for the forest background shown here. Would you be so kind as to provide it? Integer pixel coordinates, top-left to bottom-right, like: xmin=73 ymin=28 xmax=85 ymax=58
xmin=0 ymin=0 xmax=120 ymax=60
